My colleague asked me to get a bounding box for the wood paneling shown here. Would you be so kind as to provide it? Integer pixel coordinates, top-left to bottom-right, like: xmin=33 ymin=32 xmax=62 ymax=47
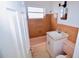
xmin=28 ymin=13 xmax=78 ymax=43
xmin=57 ymin=24 xmax=78 ymax=43
xmin=28 ymin=14 xmax=51 ymax=38
xmin=50 ymin=14 xmax=57 ymax=31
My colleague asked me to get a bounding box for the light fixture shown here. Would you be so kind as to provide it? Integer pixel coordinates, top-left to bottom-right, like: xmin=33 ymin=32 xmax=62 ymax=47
xmin=59 ymin=1 xmax=67 ymax=8
xmin=59 ymin=1 xmax=68 ymax=20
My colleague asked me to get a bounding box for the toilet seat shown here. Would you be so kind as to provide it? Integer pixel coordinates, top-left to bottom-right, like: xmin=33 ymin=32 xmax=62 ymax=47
xmin=56 ymin=55 xmax=67 ymax=58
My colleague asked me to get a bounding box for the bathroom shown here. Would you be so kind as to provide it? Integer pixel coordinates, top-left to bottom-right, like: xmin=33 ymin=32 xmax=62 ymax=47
xmin=0 ymin=1 xmax=79 ymax=58
xmin=26 ymin=1 xmax=79 ymax=58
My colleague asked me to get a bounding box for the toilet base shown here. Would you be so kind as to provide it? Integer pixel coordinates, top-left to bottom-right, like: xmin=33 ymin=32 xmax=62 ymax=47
xmin=56 ymin=55 xmax=67 ymax=58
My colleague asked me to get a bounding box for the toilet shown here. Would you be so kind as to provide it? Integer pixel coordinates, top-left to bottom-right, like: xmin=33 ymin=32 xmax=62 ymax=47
xmin=56 ymin=40 xmax=75 ymax=58
xmin=56 ymin=55 xmax=67 ymax=58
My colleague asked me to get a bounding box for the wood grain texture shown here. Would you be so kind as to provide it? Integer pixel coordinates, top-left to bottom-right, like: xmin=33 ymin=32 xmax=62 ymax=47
xmin=57 ymin=24 xmax=78 ymax=43
xmin=30 ymin=36 xmax=50 ymax=58
xmin=50 ymin=14 xmax=57 ymax=31
xmin=30 ymin=36 xmax=46 ymax=46
xmin=31 ymin=42 xmax=50 ymax=58
xmin=28 ymin=14 xmax=78 ymax=43
xmin=28 ymin=14 xmax=52 ymax=38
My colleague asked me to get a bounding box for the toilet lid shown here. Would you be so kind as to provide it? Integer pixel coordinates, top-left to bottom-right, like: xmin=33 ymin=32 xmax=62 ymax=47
xmin=56 ymin=55 xmax=66 ymax=58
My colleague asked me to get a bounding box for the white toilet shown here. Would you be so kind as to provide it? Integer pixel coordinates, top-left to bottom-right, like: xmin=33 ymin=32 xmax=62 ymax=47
xmin=56 ymin=55 xmax=67 ymax=58
xmin=56 ymin=40 xmax=75 ymax=58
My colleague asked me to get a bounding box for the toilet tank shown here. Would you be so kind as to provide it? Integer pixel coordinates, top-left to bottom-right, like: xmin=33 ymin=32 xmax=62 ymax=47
xmin=46 ymin=31 xmax=69 ymax=57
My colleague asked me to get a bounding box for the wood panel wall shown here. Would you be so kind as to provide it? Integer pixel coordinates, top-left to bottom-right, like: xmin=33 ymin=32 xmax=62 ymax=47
xmin=49 ymin=14 xmax=78 ymax=43
xmin=28 ymin=13 xmax=78 ymax=43
xmin=50 ymin=14 xmax=57 ymax=31
xmin=57 ymin=24 xmax=78 ymax=43
xmin=28 ymin=14 xmax=51 ymax=38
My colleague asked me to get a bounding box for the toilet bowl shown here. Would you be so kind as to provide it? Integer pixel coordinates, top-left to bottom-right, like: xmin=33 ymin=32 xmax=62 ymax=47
xmin=56 ymin=55 xmax=67 ymax=58
xmin=56 ymin=40 xmax=75 ymax=58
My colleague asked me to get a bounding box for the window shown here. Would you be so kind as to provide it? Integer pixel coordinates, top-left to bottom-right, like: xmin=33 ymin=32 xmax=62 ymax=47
xmin=28 ymin=7 xmax=44 ymax=19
